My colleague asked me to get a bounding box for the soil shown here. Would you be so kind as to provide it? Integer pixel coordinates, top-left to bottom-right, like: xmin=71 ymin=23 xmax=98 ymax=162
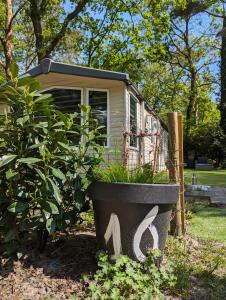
xmin=0 ymin=229 xmax=97 ymax=300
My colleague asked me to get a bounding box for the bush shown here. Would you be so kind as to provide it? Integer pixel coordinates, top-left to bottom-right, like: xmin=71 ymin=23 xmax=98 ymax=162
xmin=0 ymin=64 xmax=103 ymax=255
xmin=84 ymin=251 xmax=176 ymax=300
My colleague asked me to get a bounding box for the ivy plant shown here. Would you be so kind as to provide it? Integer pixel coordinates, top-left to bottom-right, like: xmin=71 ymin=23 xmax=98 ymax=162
xmin=0 ymin=64 xmax=104 ymax=255
xmin=84 ymin=251 xmax=176 ymax=300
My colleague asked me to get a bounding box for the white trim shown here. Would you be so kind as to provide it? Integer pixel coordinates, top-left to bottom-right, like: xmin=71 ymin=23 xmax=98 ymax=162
xmin=129 ymin=92 xmax=139 ymax=150
xmin=87 ymin=88 xmax=110 ymax=148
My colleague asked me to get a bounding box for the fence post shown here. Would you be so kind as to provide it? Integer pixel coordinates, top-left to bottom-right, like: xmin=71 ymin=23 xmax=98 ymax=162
xmin=167 ymin=112 xmax=182 ymax=236
xmin=123 ymin=132 xmax=129 ymax=166
xmin=178 ymin=115 xmax=185 ymax=234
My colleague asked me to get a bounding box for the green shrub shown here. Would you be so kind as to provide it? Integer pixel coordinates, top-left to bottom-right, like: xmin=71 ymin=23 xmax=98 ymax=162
xmin=93 ymin=163 xmax=168 ymax=184
xmin=84 ymin=251 xmax=176 ymax=300
xmin=0 ymin=64 xmax=103 ymax=255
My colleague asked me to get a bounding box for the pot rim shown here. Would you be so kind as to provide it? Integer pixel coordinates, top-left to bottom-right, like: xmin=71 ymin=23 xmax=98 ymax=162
xmin=92 ymin=181 xmax=179 ymax=187
xmin=88 ymin=181 xmax=180 ymax=204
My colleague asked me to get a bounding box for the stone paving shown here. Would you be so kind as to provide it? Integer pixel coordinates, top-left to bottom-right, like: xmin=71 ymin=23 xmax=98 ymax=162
xmin=185 ymin=185 xmax=226 ymax=204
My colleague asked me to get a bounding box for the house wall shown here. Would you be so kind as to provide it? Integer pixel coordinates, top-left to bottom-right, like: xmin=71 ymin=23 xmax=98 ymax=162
xmin=126 ymin=86 xmax=168 ymax=170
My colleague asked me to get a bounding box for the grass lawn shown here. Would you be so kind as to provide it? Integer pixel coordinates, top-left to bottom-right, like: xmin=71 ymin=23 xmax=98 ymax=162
xmin=187 ymin=205 xmax=226 ymax=242
xmin=184 ymin=169 xmax=226 ymax=187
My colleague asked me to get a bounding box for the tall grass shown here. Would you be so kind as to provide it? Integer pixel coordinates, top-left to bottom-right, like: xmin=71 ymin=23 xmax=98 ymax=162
xmin=93 ymin=163 xmax=168 ymax=184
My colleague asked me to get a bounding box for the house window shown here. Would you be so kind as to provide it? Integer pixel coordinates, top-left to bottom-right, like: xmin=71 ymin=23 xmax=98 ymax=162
xmin=43 ymin=87 xmax=82 ymax=143
xmin=45 ymin=88 xmax=82 ymax=116
xmin=129 ymin=94 xmax=138 ymax=148
xmin=88 ymin=89 xmax=109 ymax=146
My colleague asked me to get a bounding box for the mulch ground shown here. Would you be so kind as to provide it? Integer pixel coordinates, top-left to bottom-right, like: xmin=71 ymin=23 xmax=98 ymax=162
xmin=0 ymin=229 xmax=98 ymax=300
xmin=1 ymin=228 xmax=226 ymax=300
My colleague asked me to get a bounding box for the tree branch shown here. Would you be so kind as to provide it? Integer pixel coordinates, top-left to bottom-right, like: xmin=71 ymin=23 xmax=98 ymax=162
xmin=45 ymin=0 xmax=89 ymax=58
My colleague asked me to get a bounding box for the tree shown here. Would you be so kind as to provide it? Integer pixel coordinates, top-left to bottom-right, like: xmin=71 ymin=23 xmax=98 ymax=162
xmin=27 ymin=0 xmax=89 ymax=63
xmin=141 ymin=62 xmax=189 ymax=116
xmin=0 ymin=0 xmax=172 ymax=81
xmin=0 ymin=0 xmax=24 ymax=77
xmin=168 ymin=0 xmax=217 ymax=134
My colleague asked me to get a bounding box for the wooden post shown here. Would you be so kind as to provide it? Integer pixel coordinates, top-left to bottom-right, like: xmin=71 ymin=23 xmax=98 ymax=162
xmin=178 ymin=115 xmax=185 ymax=234
xmin=123 ymin=132 xmax=129 ymax=166
xmin=167 ymin=112 xmax=182 ymax=236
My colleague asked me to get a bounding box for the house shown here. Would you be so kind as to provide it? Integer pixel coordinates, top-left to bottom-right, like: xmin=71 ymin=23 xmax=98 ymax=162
xmin=26 ymin=59 xmax=168 ymax=169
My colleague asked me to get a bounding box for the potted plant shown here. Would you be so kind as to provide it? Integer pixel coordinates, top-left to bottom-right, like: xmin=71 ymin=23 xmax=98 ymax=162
xmin=88 ymin=164 xmax=179 ymax=262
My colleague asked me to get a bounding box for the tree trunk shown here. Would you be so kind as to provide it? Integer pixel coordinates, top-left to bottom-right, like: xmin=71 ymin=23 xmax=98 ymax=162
xmin=28 ymin=0 xmax=89 ymax=64
xmin=186 ymin=69 xmax=197 ymax=133
xmin=29 ymin=0 xmax=46 ymax=63
xmin=220 ymin=16 xmax=226 ymax=136
xmin=1 ymin=0 xmax=14 ymax=78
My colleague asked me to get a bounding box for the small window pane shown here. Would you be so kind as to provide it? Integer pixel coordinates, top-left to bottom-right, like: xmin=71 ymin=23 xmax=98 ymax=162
xmin=130 ymin=95 xmax=137 ymax=147
xmin=48 ymin=88 xmax=81 ymax=114
xmin=89 ymin=90 xmax=108 ymax=146
xmin=44 ymin=88 xmax=82 ymax=143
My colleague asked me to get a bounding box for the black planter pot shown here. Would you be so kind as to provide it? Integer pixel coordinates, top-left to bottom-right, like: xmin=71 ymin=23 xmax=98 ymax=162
xmin=88 ymin=182 xmax=179 ymax=263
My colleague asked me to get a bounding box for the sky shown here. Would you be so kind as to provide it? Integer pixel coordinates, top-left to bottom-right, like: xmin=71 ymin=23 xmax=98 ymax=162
xmin=63 ymin=1 xmax=222 ymax=100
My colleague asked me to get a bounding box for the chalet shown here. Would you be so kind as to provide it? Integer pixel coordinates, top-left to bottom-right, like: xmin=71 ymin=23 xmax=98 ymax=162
xmin=26 ymin=59 xmax=168 ymax=169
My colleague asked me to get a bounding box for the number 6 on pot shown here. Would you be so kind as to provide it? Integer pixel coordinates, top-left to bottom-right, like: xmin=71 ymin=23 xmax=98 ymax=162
xmin=104 ymin=205 xmax=159 ymax=262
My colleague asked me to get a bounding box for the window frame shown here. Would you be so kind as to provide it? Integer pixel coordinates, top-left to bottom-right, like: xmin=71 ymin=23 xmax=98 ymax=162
xmin=87 ymin=88 xmax=110 ymax=148
xmin=129 ymin=92 xmax=139 ymax=150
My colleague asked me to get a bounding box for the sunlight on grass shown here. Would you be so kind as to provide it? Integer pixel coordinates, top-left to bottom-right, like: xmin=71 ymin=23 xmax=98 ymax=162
xmin=184 ymin=169 xmax=226 ymax=187
xmin=187 ymin=207 xmax=226 ymax=242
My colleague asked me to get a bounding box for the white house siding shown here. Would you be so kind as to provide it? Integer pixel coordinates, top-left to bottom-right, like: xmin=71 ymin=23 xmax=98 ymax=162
xmin=125 ymin=86 xmax=168 ymax=170
xmin=125 ymin=88 xmax=141 ymax=168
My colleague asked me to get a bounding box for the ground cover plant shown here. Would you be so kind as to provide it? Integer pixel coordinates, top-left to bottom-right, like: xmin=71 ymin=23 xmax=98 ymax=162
xmin=184 ymin=169 xmax=226 ymax=187
xmin=0 ymin=64 xmax=104 ymax=255
xmin=84 ymin=250 xmax=176 ymax=300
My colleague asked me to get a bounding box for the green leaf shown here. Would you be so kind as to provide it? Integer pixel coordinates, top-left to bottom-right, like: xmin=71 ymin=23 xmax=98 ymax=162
xmin=74 ymin=190 xmax=86 ymax=211
xmin=35 ymin=168 xmax=46 ymax=181
xmin=34 ymin=93 xmax=53 ymax=104
xmin=6 ymin=169 xmax=19 ymax=180
xmin=48 ymin=178 xmax=62 ymax=204
xmin=58 ymin=142 xmax=71 ymax=151
xmin=0 ymin=154 xmax=17 ymax=168
xmin=42 ymin=201 xmax=59 ymax=215
xmin=18 ymin=157 xmax=42 ymax=164
xmin=46 ymin=218 xmax=56 ymax=234
xmin=10 ymin=62 xmax=19 ymax=78
xmin=5 ymin=228 xmax=17 ymax=242
xmin=7 ymin=201 xmax=28 ymax=213
xmin=17 ymin=75 xmax=37 ymax=87
xmin=16 ymin=115 xmax=30 ymax=126
xmin=51 ymin=167 xmax=66 ymax=182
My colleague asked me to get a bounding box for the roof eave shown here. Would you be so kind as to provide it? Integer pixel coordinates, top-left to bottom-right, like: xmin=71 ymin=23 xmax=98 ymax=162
xmin=28 ymin=58 xmax=130 ymax=82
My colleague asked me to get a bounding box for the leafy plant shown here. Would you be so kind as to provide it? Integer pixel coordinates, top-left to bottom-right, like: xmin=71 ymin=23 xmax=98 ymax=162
xmin=0 ymin=64 xmax=104 ymax=255
xmin=84 ymin=250 xmax=176 ymax=300
xmin=93 ymin=163 xmax=168 ymax=184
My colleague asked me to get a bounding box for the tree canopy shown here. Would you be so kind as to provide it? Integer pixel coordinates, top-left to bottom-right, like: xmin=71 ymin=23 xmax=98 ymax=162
xmin=0 ymin=0 xmax=225 ymax=164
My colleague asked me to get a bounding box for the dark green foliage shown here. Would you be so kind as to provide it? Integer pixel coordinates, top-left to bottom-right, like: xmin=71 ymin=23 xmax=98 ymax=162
xmin=0 ymin=64 xmax=103 ymax=255
xmin=186 ymin=123 xmax=226 ymax=167
xmin=85 ymin=251 xmax=176 ymax=300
